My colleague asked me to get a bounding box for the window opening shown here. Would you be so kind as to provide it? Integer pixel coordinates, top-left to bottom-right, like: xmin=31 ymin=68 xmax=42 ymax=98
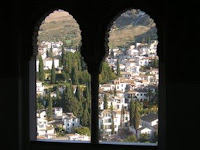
xmin=99 ymin=9 xmax=158 ymax=144
xmin=36 ymin=9 xmax=91 ymax=142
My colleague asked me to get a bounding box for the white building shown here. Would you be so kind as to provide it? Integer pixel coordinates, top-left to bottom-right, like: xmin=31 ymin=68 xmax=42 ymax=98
xmin=52 ymin=107 xmax=63 ymax=119
xmin=36 ymin=110 xmax=56 ymax=139
xmin=36 ymin=81 xmax=44 ymax=95
xmin=63 ymin=113 xmax=81 ymax=133
xmin=43 ymin=58 xmax=59 ymax=70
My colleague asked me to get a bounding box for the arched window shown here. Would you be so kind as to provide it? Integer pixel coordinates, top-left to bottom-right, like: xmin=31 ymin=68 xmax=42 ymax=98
xmin=34 ymin=9 xmax=91 ymax=142
xmin=26 ymin=1 xmax=165 ymax=150
xmin=99 ymin=8 xmax=159 ymax=144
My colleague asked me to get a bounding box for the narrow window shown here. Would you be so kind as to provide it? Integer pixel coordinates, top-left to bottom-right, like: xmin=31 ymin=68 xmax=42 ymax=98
xmin=99 ymin=9 xmax=158 ymax=144
xmin=36 ymin=9 xmax=91 ymax=142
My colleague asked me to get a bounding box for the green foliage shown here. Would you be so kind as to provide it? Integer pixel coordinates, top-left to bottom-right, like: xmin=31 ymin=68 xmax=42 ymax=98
xmin=103 ymin=93 xmax=108 ymax=109
xmin=74 ymin=127 xmax=91 ymax=136
xmin=124 ymin=135 xmax=138 ymax=142
xmin=51 ymin=58 xmax=56 ymax=84
xmin=110 ymin=103 xmax=115 ymax=134
xmin=47 ymin=92 xmax=53 ymax=120
xmin=134 ymin=102 xmax=140 ymax=130
xmin=129 ymin=96 xmax=135 ymax=127
xmin=55 ymin=126 xmax=66 ymax=136
xmin=116 ymin=58 xmax=120 ymax=77
xmin=139 ymin=133 xmax=150 ymax=143
xmin=150 ymin=58 xmax=159 ymax=68
xmin=99 ymin=62 xmax=117 ymax=84
xmin=38 ymin=55 xmax=44 ymax=81
xmin=71 ymin=66 xmax=78 ymax=85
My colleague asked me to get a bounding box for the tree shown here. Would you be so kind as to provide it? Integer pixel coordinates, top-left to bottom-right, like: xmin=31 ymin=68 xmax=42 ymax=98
xmin=60 ymin=45 xmax=65 ymax=66
xmin=71 ymin=66 xmax=78 ymax=85
xmin=49 ymin=43 xmax=53 ymax=58
xmin=82 ymin=104 xmax=89 ymax=127
xmin=134 ymin=102 xmax=140 ymax=135
xmin=74 ymin=127 xmax=91 ymax=136
xmin=124 ymin=135 xmax=137 ymax=142
xmin=75 ymin=85 xmax=81 ymax=101
xmin=51 ymin=58 xmax=56 ymax=84
xmin=38 ymin=55 xmax=44 ymax=81
xmin=103 ymin=93 xmax=108 ymax=109
xmin=120 ymin=105 xmax=125 ymax=127
xmin=116 ymin=58 xmax=120 ymax=77
xmin=110 ymin=103 xmax=115 ymax=134
xmin=129 ymin=95 xmax=135 ymax=126
xmin=47 ymin=91 xmax=52 ymax=120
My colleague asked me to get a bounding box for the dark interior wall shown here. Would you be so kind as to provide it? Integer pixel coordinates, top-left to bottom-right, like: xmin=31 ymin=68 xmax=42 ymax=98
xmin=0 ymin=0 xmax=200 ymax=150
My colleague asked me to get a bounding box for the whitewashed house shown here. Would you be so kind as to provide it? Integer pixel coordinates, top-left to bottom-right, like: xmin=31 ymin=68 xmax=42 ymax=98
xmin=52 ymin=107 xmax=63 ymax=119
xmin=43 ymin=58 xmax=59 ymax=70
xmin=36 ymin=81 xmax=44 ymax=95
xmin=63 ymin=113 xmax=81 ymax=133
xmin=36 ymin=110 xmax=56 ymax=139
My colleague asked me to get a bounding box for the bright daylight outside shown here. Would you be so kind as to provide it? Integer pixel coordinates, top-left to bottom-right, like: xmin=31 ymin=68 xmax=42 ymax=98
xmin=99 ymin=9 xmax=158 ymax=144
xmin=36 ymin=9 xmax=159 ymax=144
xmin=36 ymin=10 xmax=91 ymax=141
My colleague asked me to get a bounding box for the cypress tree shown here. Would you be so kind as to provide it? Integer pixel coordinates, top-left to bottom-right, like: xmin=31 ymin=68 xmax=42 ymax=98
xmin=61 ymin=45 xmax=65 ymax=66
xmin=47 ymin=91 xmax=52 ymax=120
xmin=82 ymin=104 xmax=89 ymax=127
xmin=71 ymin=66 xmax=78 ymax=85
xmin=110 ymin=103 xmax=115 ymax=134
xmin=51 ymin=58 xmax=56 ymax=84
xmin=120 ymin=105 xmax=125 ymax=127
xmin=134 ymin=102 xmax=140 ymax=133
xmin=129 ymin=95 xmax=135 ymax=126
xmin=116 ymin=58 xmax=120 ymax=77
xmin=104 ymin=93 xmax=108 ymax=109
xmin=75 ymin=85 xmax=81 ymax=102
xmin=38 ymin=54 xmax=44 ymax=81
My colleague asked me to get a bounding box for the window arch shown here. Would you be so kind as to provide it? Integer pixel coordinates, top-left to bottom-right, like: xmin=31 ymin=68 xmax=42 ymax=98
xmin=26 ymin=1 xmax=165 ymax=150
xmin=32 ymin=9 xmax=93 ymax=142
xmin=99 ymin=8 xmax=159 ymax=144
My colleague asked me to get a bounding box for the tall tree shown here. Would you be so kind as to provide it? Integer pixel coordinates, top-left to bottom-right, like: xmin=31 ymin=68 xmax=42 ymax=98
xmin=110 ymin=103 xmax=115 ymax=134
xmin=134 ymin=102 xmax=140 ymax=134
xmin=120 ymin=105 xmax=125 ymax=127
xmin=60 ymin=45 xmax=65 ymax=66
xmin=82 ymin=104 xmax=89 ymax=127
xmin=116 ymin=58 xmax=120 ymax=77
xmin=38 ymin=54 xmax=44 ymax=81
xmin=47 ymin=91 xmax=52 ymax=120
xmin=51 ymin=58 xmax=56 ymax=84
xmin=49 ymin=43 xmax=53 ymax=58
xmin=71 ymin=66 xmax=78 ymax=85
xmin=103 ymin=93 xmax=108 ymax=109
xmin=129 ymin=95 xmax=135 ymax=126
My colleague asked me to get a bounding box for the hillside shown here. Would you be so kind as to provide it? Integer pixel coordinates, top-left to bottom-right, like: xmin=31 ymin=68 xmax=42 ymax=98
xmin=37 ymin=10 xmax=81 ymax=47
xmin=109 ymin=9 xmax=157 ymax=48
xmin=37 ymin=9 xmax=157 ymax=48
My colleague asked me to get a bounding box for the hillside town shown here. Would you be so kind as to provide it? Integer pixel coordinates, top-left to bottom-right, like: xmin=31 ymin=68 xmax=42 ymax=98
xmin=36 ymin=39 xmax=159 ymax=143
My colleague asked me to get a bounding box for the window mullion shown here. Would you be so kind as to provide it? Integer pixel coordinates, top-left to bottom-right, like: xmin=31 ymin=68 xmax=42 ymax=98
xmin=90 ymin=72 xmax=99 ymax=144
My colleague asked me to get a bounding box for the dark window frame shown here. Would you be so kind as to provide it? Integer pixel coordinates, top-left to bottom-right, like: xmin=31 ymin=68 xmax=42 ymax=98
xmin=22 ymin=1 xmax=166 ymax=150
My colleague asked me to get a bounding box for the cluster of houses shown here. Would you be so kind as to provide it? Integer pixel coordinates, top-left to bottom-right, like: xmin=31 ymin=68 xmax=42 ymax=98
xmin=98 ymin=40 xmax=159 ymax=140
xmin=36 ymin=40 xmax=159 ymax=142
xmin=37 ymin=107 xmax=90 ymax=141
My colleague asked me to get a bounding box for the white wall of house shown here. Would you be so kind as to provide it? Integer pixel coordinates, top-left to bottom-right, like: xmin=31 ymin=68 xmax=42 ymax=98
xmin=36 ymin=81 xmax=44 ymax=95
xmin=43 ymin=58 xmax=59 ymax=70
xmin=64 ymin=116 xmax=80 ymax=133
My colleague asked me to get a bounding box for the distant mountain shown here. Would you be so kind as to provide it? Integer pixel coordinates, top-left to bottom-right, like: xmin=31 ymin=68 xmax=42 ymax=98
xmin=109 ymin=9 xmax=158 ymax=48
xmin=37 ymin=10 xmax=81 ymax=47
xmin=37 ymin=9 xmax=157 ymax=48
